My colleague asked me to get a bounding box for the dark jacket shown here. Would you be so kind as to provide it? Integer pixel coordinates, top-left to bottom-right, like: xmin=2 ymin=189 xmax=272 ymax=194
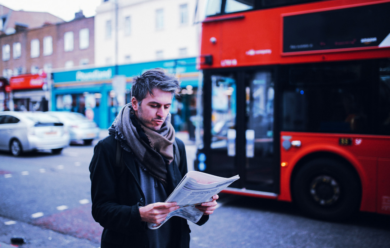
xmin=89 ymin=135 xmax=208 ymax=248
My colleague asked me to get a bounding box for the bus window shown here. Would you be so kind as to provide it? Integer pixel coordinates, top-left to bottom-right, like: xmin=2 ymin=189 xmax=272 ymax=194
xmin=225 ymin=0 xmax=254 ymax=13
xmin=245 ymin=71 xmax=275 ymax=191
xmin=281 ymin=62 xmax=371 ymax=134
xmin=206 ymin=0 xmax=222 ymax=16
xmin=378 ymin=60 xmax=390 ymax=135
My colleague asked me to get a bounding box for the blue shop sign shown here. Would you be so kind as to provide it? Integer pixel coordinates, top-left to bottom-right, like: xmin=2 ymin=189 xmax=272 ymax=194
xmin=53 ymin=66 xmax=115 ymax=83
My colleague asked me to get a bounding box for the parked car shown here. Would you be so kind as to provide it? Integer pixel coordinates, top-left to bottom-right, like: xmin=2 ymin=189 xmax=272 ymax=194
xmin=0 ymin=112 xmax=70 ymax=156
xmin=47 ymin=111 xmax=100 ymax=145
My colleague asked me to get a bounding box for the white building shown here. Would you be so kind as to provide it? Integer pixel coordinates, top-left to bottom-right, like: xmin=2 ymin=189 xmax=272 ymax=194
xmin=95 ymin=0 xmax=203 ymax=66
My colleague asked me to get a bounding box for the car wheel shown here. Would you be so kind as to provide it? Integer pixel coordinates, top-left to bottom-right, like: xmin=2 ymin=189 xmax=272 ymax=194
xmin=292 ymin=158 xmax=361 ymax=221
xmin=10 ymin=139 xmax=23 ymax=157
xmin=84 ymin=139 xmax=93 ymax=145
xmin=52 ymin=148 xmax=63 ymax=154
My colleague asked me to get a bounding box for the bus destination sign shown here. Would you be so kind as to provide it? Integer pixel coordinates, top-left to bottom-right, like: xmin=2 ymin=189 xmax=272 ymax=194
xmin=283 ymin=2 xmax=390 ymax=54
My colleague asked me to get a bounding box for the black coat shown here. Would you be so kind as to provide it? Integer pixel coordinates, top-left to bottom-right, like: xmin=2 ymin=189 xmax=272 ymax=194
xmin=89 ymin=135 xmax=208 ymax=248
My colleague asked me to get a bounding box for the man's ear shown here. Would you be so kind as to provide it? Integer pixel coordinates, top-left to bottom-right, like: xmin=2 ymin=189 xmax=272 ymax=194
xmin=131 ymin=97 xmax=139 ymax=111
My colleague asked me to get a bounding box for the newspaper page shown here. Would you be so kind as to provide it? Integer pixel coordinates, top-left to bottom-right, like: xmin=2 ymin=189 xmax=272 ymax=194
xmin=148 ymin=171 xmax=240 ymax=230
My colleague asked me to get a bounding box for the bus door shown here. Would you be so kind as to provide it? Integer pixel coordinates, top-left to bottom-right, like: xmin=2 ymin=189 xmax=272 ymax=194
xmin=201 ymin=70 xmax=278 ymax=193
xmin=206 ymin=73 xmax=240 ymax=187
xmin=244 ymin=70 xmax=277 ymax=193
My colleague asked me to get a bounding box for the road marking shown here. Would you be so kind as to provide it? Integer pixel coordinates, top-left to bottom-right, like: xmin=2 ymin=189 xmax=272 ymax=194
xmin=21 ymin=171 xmax=29 ymax=176
xmin=75 ymin=162 xmax=81 ymax=166
xmin=79 ymin=199 xmax=89 ymax=205
xmin=31 ymin=212 xmax=44 ymax=218
xmin=57 ymin=205 xmax=68 ymax=211
xmin=40 ymin=169 xmax=45 ymax=173
xmin=4 ymin=174 xmax=12 ymax=178
xmin=57 ymin=165 xmax=64 ymax=170
xmin=4 ymin=220 xmax=16 ymax=225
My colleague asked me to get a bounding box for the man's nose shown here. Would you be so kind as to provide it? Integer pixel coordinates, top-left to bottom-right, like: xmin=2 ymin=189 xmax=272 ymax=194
xmin=156 ymin=106 xmax=165 ymax=117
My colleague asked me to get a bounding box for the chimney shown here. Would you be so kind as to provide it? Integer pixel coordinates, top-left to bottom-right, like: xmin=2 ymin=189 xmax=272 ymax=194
xmin=74 ymin=10 xmax=85 ymax=20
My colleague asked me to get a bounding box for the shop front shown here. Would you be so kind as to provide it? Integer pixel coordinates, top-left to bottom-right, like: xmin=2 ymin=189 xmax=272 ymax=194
xmin=9 ymin=73 xmax=49 ymax=112
xmin=52 ymin=57 xmax=200 ymax=130
xmin=0 ymin=77 xmax=11 ymax=111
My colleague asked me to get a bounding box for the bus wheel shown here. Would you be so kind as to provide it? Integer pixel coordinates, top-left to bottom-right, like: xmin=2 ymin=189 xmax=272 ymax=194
xmin=292 ymin=158 xmax=360 ymax=221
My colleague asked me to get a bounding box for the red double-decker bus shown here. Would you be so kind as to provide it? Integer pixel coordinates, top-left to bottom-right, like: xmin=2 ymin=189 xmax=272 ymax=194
xmin=195 ymin=0 xmax=390 ymax=220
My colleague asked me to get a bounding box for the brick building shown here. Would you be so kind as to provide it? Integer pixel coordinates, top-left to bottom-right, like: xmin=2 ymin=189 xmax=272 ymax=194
xmin=0 ymin=7 xmax=95 ymax=111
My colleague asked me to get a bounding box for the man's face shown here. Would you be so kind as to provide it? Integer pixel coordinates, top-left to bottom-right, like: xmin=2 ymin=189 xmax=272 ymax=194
xmin=132 ymin=88 xmax=173 ymax=131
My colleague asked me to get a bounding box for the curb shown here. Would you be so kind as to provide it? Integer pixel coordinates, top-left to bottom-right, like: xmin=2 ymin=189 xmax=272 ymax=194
xmin=0 ymin=242 xmax=16 ymax=248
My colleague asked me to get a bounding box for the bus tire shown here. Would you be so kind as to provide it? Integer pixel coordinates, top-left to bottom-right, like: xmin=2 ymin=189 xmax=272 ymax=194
xmin=292 ymin=158 xmax=360 ymax=221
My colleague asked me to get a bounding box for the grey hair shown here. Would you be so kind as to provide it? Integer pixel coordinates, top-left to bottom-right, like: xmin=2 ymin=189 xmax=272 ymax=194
xmin=131 ymin=68 xmax=180 ymax=105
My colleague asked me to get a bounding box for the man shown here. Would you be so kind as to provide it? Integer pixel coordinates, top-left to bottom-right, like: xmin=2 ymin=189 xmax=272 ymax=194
xmin=89 ymin=69 xmax=218 ymax=248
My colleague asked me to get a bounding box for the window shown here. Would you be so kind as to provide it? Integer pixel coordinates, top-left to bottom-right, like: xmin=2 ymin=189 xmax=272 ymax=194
xmin=206 ymin=0 xmax=222 ymax=16
xmin=2 ymin=44 xmax=10 ymax=61
xmin=13 ymin=67 xmax=23 ymax=76
xmin=44 ymin=63 xmax=52 ymax=72
xmin=64 ymin=32 xmax=74 ymax=51
xmin=124 ymin=55 xmax=131 ymax=63
xmin=106 ymin=20 xmax=112 ymax=39
xmin=31 ymin=65 xmax=39 ymax=74
xmin=225 ymin=0 xmax=254 ymax=13
xmin=43 ymin=36 xmax=53 ymax=56
xmin=79 ymin=59 xmax=89 ymax=66
xmin=156 ymin=9 xmax=164 ymax=30
xmin=30 ymin=39 xmax=40 ymax=58
xmin=65 ymin=61 xmax=74 ymax=68
xmin=281 ymin=62 xmax=371 ymax=134
xmin=0 ymin=115 xmax=20 ymax=124
xmin=124 ymin=16 xmax=131 ymax=36
xmin=13 ymin=42 xmax=21 ymax=59
xmin=79 ymin=28 xmax=89 ymax=49
xmin=179 ymin=48 xmax=187 ymax=57
xmin=179 ymin=4 xmax=188 ymax=25
xmin=156 ymin=50 xmax=164 ymax=59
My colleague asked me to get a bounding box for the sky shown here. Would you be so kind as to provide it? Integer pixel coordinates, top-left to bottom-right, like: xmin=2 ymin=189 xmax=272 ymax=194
xmin=0 ymin=0 xmax=102 ymax=21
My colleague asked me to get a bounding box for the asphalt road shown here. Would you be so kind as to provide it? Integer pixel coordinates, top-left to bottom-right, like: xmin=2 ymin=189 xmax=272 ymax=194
xmin=0 ymin=136 xmax=389 ymax=248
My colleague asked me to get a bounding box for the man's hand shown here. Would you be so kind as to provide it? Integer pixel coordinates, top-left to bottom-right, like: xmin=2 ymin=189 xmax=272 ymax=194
xmin=195 ymin=194 xmax=219 ymax=215
xmin=139 ymin=202 xmax=179 ymax=224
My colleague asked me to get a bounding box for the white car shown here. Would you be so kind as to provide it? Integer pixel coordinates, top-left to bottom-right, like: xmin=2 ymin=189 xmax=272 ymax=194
xmin=47 ymin=111 xmax=100 ymax=145
xmin=0 ymin=112 xmax=70 ymax=156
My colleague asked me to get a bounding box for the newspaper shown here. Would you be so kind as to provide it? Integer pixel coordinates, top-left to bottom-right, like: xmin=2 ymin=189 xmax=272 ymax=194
xmin=148 ymin=171 xmax=240 ymax=230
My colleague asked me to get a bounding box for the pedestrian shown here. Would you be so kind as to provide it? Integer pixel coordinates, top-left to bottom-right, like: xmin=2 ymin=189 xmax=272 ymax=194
xmin=89 ymin=69 xmax=219 ymax=248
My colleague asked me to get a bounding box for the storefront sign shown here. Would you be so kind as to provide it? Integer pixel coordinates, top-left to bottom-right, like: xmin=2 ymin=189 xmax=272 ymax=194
xmin=76 ymin=69 xmax=112 ymax=81
xmin=10 ymin=74 xmax=45 ymax=90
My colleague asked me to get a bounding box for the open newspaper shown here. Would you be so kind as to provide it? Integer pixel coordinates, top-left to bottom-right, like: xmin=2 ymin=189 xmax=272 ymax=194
xmin=148 ymin=171 xmax=239 ymax=230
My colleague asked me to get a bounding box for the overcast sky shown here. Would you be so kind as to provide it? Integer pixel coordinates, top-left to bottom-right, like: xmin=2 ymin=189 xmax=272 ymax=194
xmin=0 ymin=0 xmax=102 ymax=21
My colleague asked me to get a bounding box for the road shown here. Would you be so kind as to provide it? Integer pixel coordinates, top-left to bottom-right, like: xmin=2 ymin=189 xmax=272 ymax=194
xmin=0 ymin=134 xmax=389 ymax=248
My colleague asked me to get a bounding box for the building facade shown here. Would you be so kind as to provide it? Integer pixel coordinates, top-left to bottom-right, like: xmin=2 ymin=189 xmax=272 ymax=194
xmin=95 ymin=0 xmax=201 ymax=65
xmin=0 ymin=9 xmax=95 ymax=111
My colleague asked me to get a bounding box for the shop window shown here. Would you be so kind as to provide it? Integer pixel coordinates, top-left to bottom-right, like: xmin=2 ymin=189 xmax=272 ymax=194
xmin=156 ymin=9 xmax=164 ymax=30
xmin=30 ymin=39 xmax=40 ymax=58
xmin=124 ymin=16 xmax=131 ymax=36
xmin=179 ymin=4 xmax=188 ymax=25
xmin=2 ymin=44 xmax=10 ymax=61
xmin=13 ymin=42 xmax=21 ymax=59
xmin=64 ymin=31 xmax=74 ymax=51
xmin=43 ymin=36 xmax=53 ymax=56
xmin=79 ymin=28 xmax=89 ymax=49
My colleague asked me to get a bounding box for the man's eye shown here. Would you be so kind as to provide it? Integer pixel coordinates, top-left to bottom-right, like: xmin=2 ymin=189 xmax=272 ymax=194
xmin=151 ymin=105 xmax=158 ymax=108
xmin=164 ymin=106 xmax=170 ymax=109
